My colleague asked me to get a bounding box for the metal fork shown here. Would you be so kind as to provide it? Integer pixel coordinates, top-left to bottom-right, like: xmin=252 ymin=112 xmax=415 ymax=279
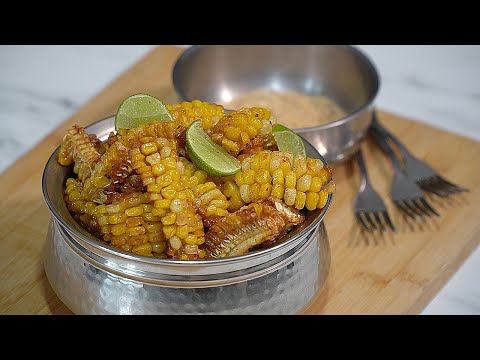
xmin=371 ymin=111 xmax=469 ymax=197
xmin=369 ymin=124 xmax=439 ymax=220
xmin=353 ymin=149 xmax=395 ymax=232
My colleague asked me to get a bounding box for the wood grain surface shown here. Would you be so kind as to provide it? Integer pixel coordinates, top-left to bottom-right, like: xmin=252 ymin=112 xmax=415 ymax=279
xmin=0 ymin=45 xmax=478 ymax=315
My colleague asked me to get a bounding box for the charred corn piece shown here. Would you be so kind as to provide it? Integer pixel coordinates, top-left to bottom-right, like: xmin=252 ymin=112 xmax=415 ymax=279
xmin=64 ymin=177 xmax=103 ymax=237
xmin=127 ymin=134 xmax=206 ymax=258
xmin=167 ymin=100 xmax=225 ymax=130
xmin=202 ymin=198 xmax=304 ymax=258
xmin=81 ymin=137 xmax=140 ymax=204
xmin=58 ymin=125 xmax=102 ymax=181
xmin=219 ymin=180 xmax=245 ymax=212
xmin=191 ymin=181 xmax=231 ymax=226
xmin=209 ymin=107 xmax=273 ymax=156
xmin=233 ymin=150 xmax=335 ymax=210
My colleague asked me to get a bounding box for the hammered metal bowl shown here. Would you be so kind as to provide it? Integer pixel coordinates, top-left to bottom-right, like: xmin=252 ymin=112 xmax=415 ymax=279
xmin=42 ymin=116 xmax=332 ymax=314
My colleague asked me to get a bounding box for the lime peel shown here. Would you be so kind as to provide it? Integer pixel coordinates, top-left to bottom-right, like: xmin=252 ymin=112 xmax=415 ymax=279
xmin=272 ymin=123 xmax=307 ymax=157
xmin=114 ymin=93 xmax=173 ymax=131
xmin=186 ymin=120 xmax=241 ymax=177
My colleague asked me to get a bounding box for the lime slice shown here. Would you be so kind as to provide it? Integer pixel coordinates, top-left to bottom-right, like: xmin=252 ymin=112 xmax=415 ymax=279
xmin=114 ymin=93 xmax=173 ymax=131
xmin=186 ymin=120 xmax=241 ymax=177
xmin=272 ymin=123 xmax=307 ymax=157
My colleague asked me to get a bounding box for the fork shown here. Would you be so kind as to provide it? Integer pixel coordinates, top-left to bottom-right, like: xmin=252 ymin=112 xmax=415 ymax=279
xmin=371 ymin=111 xmax=469 ymax=197
xmin=353 ymin=149 xmax=395 ymax=232
xmin=369 ymin=124 xmax=439 ymax=220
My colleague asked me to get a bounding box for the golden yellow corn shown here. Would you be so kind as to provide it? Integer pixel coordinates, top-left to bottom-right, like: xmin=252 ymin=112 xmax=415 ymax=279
xmin=124 ymin=205 xmax=143 ymax=217
xmin=161 ymin=213 xmax=177 ymax=226
xmin=146 ymin=152 xmax=162 ymax=165
xmin=305 ymin=192 xmax=319 ymax=211
xmin=294 ymin=191 xmax=306 ymax=210
xmin=210 ymin=107 xmax=272 ymax=156
xmin=145 ymin=222 xmax=162 ymax=233
xmin=259 ymin=183 xmax=272 ymax=199
xmin=97 ymin=215 xmax=109 ymax=227
xmin=271 ymin=184 xmax=285 ymax=200
xmin=243 ymin=169 xmax=256 ymax=185
xmin=132 ymin=242 xmax=153 ymax=256
xmin=169 ymin=236 xmax=183 ymax=251
xmin=141 ymin=142 xmax=158 ymax=155
xmin=310 ymin=177 xmax=323 ymax=193
xmin=167 ymin=101 xmax=224 ymax=130
xmin=285 ymin=171 xmax=297 ymax=188
xmin=231 ymin=150 xmax=335 ymax=210
xmin=126 ymin=225 xmax=146 ymax=236
xmin=284 ymin=188 xmax=296 ymax=206
xmin=108 ymin=213 xmax=127 ymax=225
xmin=126 ymin=216 xmax=144 ymax=227
xmin=60 ymin=100 xmax=334 ymax=260
xmin=272 ymin=168 xmax=284 ymax=185
xmin=317 ymin=189 xmax=329 ymax=209
xmin=111 ymin=223 xmax=127 ymax=236
xmin=152 ymin=163 xmax=166 ymax=176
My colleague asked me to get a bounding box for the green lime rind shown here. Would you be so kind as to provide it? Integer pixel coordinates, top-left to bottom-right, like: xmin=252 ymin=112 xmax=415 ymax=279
xmin=186 ymin=120 xmax=241 ymax=177
xmin=272 ymin=123 xmax=292 ymax=133
xmin=272 ymin=123 xmax=307 ymax=157
xmin=114 ymin=93 xmax=173 ymax=131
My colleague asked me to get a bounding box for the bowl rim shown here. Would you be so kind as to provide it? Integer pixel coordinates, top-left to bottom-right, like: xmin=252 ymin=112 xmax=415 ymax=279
xmin=172 ymin=44 xmax=380 ymax=132
xmin=42 ymin=115 xmax=333 ymax=267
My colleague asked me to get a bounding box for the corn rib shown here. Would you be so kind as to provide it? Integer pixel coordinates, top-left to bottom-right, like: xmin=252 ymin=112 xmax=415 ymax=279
xmin=202 ymin=198 xmax=304 ymax=258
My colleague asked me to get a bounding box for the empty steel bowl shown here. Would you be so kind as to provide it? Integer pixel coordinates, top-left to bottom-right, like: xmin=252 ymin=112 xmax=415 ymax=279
xmin=172 ymin=45 xmax=380 ymax=163
xmin=42 ymin=116 xmax=332 ymax=314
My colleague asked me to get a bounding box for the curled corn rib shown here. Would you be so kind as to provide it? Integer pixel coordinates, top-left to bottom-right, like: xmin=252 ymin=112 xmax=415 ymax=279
xmin=202 ymin=198 xmax=304 ymax=258
xmin=58 ymin=125 xmax=102 ymax=181
xmin=210 ymin=107 xmax=274 ymax=156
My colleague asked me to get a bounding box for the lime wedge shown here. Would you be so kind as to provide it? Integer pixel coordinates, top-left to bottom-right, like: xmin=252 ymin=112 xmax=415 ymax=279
xmin=114 ymin=93 xmax=173 ymax=131
xmin=272 ymin=123 xmax=307 ymax=157
xmin=186 ymin=120 xmax=241 ymax=177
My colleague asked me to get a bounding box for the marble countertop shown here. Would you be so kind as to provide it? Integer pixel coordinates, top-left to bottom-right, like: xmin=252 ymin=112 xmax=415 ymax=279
xmin=0 ymin=45 xmax=478 ymax=314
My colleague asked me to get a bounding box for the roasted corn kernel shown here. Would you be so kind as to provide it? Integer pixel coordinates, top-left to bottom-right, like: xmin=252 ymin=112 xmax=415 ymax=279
xmin=232 ymin=150 xmax=335 ymax=210
xmin=210 ymin=107 xmax=272 ymax=156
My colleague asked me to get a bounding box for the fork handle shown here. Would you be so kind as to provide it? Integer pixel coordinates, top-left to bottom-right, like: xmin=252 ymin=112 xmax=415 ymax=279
xmin=371 ymin=110 xmax=415 ymax=161
xmin=369 ymin=123 xmax=405 ymax=174
xmin=354 ymin=149 xmax=372 ymax=189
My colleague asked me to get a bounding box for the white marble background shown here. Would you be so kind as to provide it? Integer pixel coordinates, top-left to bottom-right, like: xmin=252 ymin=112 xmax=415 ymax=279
xmin=0 ymin=45 xmax=478 ymax=314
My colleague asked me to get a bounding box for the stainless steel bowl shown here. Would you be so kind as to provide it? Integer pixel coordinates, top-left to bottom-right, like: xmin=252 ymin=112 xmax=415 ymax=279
xmin=42 ymin=116 xmax=332 ymax=314
xmin=172 ymin=45 xmax=380 ymax=163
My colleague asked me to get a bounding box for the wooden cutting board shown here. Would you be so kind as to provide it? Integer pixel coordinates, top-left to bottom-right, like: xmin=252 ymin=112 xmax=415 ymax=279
xmin=1 ymin=45 xmax=478 ymax=315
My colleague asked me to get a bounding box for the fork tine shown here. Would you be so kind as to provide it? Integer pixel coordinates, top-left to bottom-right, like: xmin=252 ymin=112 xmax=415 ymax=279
xmin=364 ymin=212 xmax=379 ymax=231
xmin=404 ymin=200 xmax=426 ymax=218
xmin=355 ymin=211 xmax=371 ymax=232
xmin=435 ymin=175 xmax=469 ymax=193
xmin=418 ymin=179 xmax=451 ymax=197
xmin=419 ymin=197 xmax=440 ymax=217
xmin=394 ymin=200 xmax=416 ymax=220
xmin=432 ymin=176 xmax=459 ymax=193
xmin=429 ymin=177 xmax=459 ymax=196
xmin=420 ymin=176 xmax=468 ymax=197
xmin=412 ymin=198 xmax=433 ymax=217
xmin=373 ymin=212 xmax=385 ymax=232
xmin=381 ymin=210 xmax=396 ymax=232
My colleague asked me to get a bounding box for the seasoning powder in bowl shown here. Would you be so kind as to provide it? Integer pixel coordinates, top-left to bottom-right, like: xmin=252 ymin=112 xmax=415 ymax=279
xmin=227 ymin=89 xmax=347 ymax=129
